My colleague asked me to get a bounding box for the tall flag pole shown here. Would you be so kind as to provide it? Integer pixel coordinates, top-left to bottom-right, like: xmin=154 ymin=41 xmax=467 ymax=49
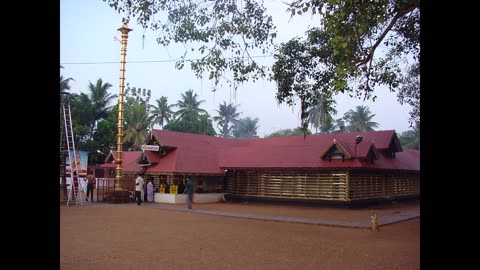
xmin=115 ymin=24 xmax=132 ymax=189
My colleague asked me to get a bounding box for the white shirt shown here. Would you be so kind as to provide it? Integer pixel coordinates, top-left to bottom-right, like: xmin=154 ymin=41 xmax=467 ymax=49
xmin=135 ymin=176 xmax=144 ymax=192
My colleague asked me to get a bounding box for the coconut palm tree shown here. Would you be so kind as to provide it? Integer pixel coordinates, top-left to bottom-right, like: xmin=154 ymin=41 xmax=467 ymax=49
xmin=213 ymin=101 xmax=241 ymax=137
xmin=123 ymin=102 xmax=151 ymax=150
xmin=173 ymin=89 xmax=208 ymax=119
xmin=149 ymin=96 xmax=174 ymax=129
xmin=332 ymin=117 xmax=347 ymax=133
xmin=60 ymin=65 xmax=74 ymax=95
xmin=343 ymin=105 xmax=379 ymax=132
xmin=307 ymin=93 xmax=337 ymax=133
xmin=318 ymin=114 xmax=336 ymax=134
xmin=87 ymin=78 xmax=117 ymax=137
xmin=232 ymin=117 xmax=260 ymax=138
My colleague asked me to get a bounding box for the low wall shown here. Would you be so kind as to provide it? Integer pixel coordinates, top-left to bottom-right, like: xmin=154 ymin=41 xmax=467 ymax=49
xmin=154 ymin=193 xmax=227 ymax=204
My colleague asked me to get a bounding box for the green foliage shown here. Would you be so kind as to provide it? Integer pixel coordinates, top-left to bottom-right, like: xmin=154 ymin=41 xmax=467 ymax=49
xmin=272 ymin=28 xmax=345 ymax=132
xmin=307 ymin=93 xmax=337 ymax=133
xmin=69 ymin=92 xmax=95 ymax=143
xmin=163 ymin=110 xmax=216 ymax=136
xmin=148 ymin=96 xmax=174 ymax=129
xmin=342 ymin=105 xmax=379 ymax=132
xmin=125 ymin=83 xmax=151 ymax=105
xmin=103 ymin=0 xmax=277 ymax=90
xmin=213 ymin=101 xmax=241 ymax=138
xmin=88 ymin=78 xmax=117 ymax=138
xmin=198 ymin=114 xmax=217 ymax=136
xmin=104 ymin=0 xmax=419 ymax=131
xmin=173 ymin=89 xmax=208 ymax=119
xmin=317 ymin=114 xmax=336 ymax=134
xmin=266 ymin=127 xmax=312 ymax=138
xmin=232 ymin=116 xmax=259 ymax=138
xmin=123 ymin=100 xmax=151 ymax=150
xmin=122 ymin=86 xmax=153 ymax=150
xmin=60 ymin=65 xmax=74 ymax=94
xmin=93 ymin=105 xmax=118 ymax=155
xmin=397 ymin=62 xmax=419 ymax=127
xmin=398 ymin=121 xmax=420 ymax=149
xmin=287 ymin=0 xmax=420 ymax=123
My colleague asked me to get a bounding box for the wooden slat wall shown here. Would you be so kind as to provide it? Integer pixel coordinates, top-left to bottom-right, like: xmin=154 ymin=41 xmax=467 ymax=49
xmin=349 ymin=172 xmax=420 ymax=200
xmin=348 ymin=173 xmax=384 ymax=200
xmin=226 ymin=170 xmax=349 ymax=201
xmin=385 ymin=173 xmax=420 ymax=196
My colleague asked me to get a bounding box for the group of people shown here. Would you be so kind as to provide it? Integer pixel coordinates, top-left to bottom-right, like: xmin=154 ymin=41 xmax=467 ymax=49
xmin=134 ymin=173 xmax=156 ymax=205
xmin=73 ymin=170 xmax=194 ymax=209
xmin=135 ymin=173 xmax=193 ymax=210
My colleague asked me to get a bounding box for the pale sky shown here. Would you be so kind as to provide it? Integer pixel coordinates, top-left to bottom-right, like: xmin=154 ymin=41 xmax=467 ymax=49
xmin=60 ymin=0 xmax=414 ymax=137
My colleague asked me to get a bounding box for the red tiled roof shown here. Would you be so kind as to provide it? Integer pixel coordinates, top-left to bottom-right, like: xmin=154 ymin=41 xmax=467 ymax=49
xmin=145 ymin=150 xmax=161 ymax=164
xmin=100 ymin=130 xmax=418 ymax=174
xmin=100 ymin=151 xmax=142 ymax=172
xmin=146 ymin=130 xmax=241 ymax=174
xmin=218 ymin=130 xmax=405 ymax=170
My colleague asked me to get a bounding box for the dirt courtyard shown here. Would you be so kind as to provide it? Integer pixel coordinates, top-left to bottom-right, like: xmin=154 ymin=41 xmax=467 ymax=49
xmin=60 ymin=200 xmax=420 ymax=270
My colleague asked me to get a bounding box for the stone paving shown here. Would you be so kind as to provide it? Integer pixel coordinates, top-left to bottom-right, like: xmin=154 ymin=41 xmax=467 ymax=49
xmin=81 ymin=201 xmax=420 ymax=229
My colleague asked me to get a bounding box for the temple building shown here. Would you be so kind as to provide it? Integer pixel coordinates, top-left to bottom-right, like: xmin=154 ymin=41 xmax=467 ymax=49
xmin=99 ymin=129 xmax=420 ymax=204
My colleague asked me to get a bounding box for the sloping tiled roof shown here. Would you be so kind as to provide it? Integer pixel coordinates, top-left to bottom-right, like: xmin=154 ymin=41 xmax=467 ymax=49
xmin=218 ymin=130 xmax=405 ymax=170
xmin=100 ymin=150 xmax=142 ymax=172
xmin=102 ymin=129 xmax=418 ymax=174
xmin=146 ymin=130 xmax=243 ymax=174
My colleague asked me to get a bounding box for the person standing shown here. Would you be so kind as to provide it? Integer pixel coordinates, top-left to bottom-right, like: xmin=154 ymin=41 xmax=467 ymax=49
xmin=146 ymin=179 xmax=154 ymax=202
xmin=135 ymin=173 xmax=145 ymax=205
xmin=85 ymin=170 xmax=95 ymax=202
xmin=183 ymin=177 xmax=193 ymax=210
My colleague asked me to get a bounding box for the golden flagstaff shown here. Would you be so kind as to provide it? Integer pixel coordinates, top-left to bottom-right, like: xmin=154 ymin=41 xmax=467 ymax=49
xmin=115 ymin=24 xmax=132 ymax=188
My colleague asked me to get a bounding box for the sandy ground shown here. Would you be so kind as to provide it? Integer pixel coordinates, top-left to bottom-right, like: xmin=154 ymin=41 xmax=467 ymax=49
xmin=60 ymin=200 xmax=420 ymax=270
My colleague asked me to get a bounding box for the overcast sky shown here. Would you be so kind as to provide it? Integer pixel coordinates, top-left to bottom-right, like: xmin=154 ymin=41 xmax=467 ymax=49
xmin=60 ymin=0 xmax=414 ymax=137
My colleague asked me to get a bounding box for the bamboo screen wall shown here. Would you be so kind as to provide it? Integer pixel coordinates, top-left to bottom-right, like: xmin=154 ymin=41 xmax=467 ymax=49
xmin=227 ymin=170 xmax=350 ymax=201
xmin=385 ymin=172 xmax=420 ymax=196
xmin=348 ymin=172 xmax=384 ymax=200
xmin=227 ymin=170 xmax=420 ymax=202
xmin=348 ymin=171 xmax=420 ymax=200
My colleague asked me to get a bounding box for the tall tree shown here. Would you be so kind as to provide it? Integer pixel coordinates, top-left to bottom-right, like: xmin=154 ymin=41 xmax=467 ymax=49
xmin=213 ymin=101 xmax=241 ymax=138
xmin=123 ymin=84 xmax=153 ymax=150
xmin=307 ymin=92 xmax=337 ymax=133
xmin=149 ymin=96 xmax=174 ymax=129
xmin=60 ymin=65 xmax=74 ymax=95
xmin=123 ymin=101 xmax=151 ymax=150
xmin=232 ymin=117 xmax=259 ymax=138
xmin=173 ymin=89 xmax=208 ymax=119
xmin=87 ymin=78 xmax=117 ymax=138
xmin=104 ymin=0 xmax=419 ymax=127
xmin=69 ymin=92 xmax=94 ymax=144
xmin=343 ymin=105 xmax=379 ymax=132
xmin=287 ymin=1 xmax=420 ymax=120
xmin=273 ymin=28 xmax=340 ymax=132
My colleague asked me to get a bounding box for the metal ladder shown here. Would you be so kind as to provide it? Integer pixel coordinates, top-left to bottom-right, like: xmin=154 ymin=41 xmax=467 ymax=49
xmin=62 ymin=98 xmax=83 ymax=206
